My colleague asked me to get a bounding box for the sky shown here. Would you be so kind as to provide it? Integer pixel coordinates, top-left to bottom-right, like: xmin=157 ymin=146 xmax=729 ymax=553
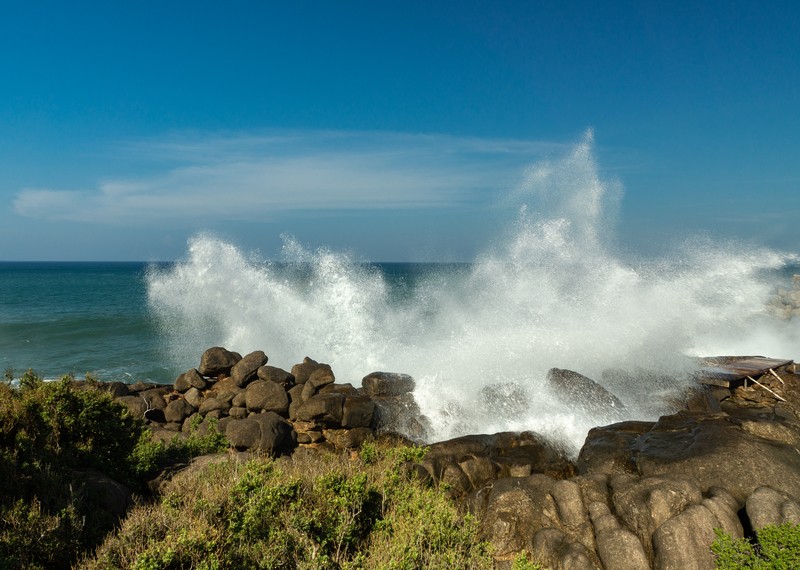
xmin=1 ymin=0 xmax=798 ymax=262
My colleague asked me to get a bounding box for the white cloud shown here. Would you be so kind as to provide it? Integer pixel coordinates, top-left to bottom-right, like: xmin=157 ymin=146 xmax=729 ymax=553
xmin=13 ymin=130 xmax=564 ymax=224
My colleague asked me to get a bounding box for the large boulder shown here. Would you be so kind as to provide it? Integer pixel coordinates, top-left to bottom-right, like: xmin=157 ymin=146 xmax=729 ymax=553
xmin=245 ymin=380 xmax=289 ymax=415
xmin=225 ymin=412 xmax=294 ymax=454
xmin=361 ymin=371 xmax=415 ymax=396
xmin=231 ymin=350 xmax=268 ymax=387
xmin=198 ymin=347 xmax=241 ymax=377
xmin=258 ymin=365 xmax=295 ymax=388
xmin=546 ymin=368 xmax=626 ymax=421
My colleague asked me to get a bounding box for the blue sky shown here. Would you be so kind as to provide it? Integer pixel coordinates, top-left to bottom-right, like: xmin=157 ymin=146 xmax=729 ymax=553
xmin=1 ymin=0 xmax=798 ymax=261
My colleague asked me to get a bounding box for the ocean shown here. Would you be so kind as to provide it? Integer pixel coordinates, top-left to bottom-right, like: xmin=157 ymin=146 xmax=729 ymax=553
xmin=3 ymin=145 xmax=799 ymax=452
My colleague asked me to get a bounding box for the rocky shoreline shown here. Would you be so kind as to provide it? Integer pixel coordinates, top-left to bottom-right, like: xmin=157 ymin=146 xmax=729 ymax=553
xmin=90 ymin=347 xmax=800 ymax=570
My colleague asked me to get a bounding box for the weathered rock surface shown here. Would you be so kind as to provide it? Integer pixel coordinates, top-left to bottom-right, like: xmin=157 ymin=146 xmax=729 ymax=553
xmin=198 ymin=346 xmax=241 ymax=377
xmin=231 ymin=350 xmax=268 ymax=387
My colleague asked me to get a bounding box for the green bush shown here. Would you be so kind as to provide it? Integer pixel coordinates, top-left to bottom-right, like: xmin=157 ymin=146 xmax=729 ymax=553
xmin=712 ymin=523 xmax=800 ymax=569
xmin=85 ymin=442 xmax=494 ymax=570
xmin=0 ymin=373 xmax=146 ymax=569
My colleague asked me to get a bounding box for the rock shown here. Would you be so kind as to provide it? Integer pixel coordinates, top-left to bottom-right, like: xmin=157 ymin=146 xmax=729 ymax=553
xmin=634 ymin=412 xmax=800 ymax=503
xmin=250 ymin=411 xmax=295 ymax=454
xmin=116 ymin=395 xmax=148 ymax=418
xmin=342 ymin=396 xmax=375 ymax=428
xmin=258 ymin=365 xmax=295 ymax=388
xmin=231 ymin=350 xmax=268 ymax=387
xmin=594 ymin=527 xmax=650 ymax=570
xmin=140 ymin=389 xmax=167 ymax=411
xmin=175 ymin=368 xmax=208 ymax=392
xmin=546 ymin=368 xmax=626 ymax=421
xmin=323 ymin=428 xmax=373 ymax=450
xmin=746 ymin=486 xmax=800 ymax=531
xmin=99 ymin=381 xmax=129 ymax=398
xmin=702 ymin=487 xmax=743 ymax=539
xmin=144 ymin=408 xmax=166 ymax=423
xmin=287 ymin=384 xmax=306 ymax=419
xmin=481 ymin=474 xmax=557 ymax=559
xmin=291 ymin=357 xmax=322 ymax=384
xmin=228 ymin=406 xmax=248 ymax=419
xmin=74 ymin=470 xmax=131 ymax=518
xmin=198 ymin=396 xmax=232 ymax=416
xmin=652 ymin=504 xmax=718 ymax=570
xmin=480 ymin=382 xmax=531 ymax=418
xmin=295 ymin=393 xmax=345 ymax=426
xmin=531 ymin=527 xmax=600 ymax=570
xmin=226 ymin=418 xmax=261 ymax=449
xmin=611 ymin=475 xmax=703 ymax=559
xmin=184 ymin=387 xmax=203 ymax=409
xmin=245 ymin=380 xmax=289 ymax=415
xmin=300 ymin=366 xmax=335 ymax=401
xmin=372 ymin=392 xmax=429 ymax=440
xmin=362 ymin=371 xmax=415 ymax=396
xmin=577 ymin=421 xmax=655 ymax=476
xmin=198 ymin=347 xmax=241 ymax=377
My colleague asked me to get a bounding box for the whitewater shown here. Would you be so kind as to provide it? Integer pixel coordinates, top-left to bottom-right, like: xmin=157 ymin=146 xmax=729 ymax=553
xmin=146 ymin=135 xmax=800 ymax=453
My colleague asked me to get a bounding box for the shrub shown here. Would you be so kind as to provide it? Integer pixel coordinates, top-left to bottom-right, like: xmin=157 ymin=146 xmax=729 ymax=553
xmin=712 ymin=523 xmax=800 ymax=569
xmin=84 ymin=441 xmax=494 ymax=569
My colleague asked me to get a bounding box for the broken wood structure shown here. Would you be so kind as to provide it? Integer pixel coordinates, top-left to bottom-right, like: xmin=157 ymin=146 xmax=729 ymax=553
xmin=697 ymin=356 xmax=796 ymax=390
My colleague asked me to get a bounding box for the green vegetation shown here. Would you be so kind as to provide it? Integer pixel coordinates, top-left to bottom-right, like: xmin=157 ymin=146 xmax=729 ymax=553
xmin=0 ymin=371 xmax=229 ymax=570
xmin=0 ymin=371 xmax=496 ymax=569
xmin=712 ymin=523 xmax=800 ymax=569
xmin=83 ymin=441 xmax=495 ymax=570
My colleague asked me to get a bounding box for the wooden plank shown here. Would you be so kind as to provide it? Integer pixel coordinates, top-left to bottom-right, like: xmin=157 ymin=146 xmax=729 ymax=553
xmin=696 ymin=357 xmax=794 ymax=388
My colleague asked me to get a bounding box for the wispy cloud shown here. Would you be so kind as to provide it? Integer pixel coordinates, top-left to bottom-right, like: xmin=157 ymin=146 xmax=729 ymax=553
xmin=13 ymin=130 xmax=564 ymax=224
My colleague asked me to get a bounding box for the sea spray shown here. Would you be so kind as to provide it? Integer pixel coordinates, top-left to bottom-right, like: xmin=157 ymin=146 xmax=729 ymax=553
xmin=146 ymin=136 xmax=798 ymax=453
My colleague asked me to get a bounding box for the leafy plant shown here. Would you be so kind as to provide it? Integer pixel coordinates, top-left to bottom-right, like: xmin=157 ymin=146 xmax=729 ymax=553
xmin=712 ymin=523 xmax=800 ymax=569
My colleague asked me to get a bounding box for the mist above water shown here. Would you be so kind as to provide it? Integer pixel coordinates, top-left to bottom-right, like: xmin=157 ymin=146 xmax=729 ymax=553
xmin=147 ymin=134 xmax=798 ymax=453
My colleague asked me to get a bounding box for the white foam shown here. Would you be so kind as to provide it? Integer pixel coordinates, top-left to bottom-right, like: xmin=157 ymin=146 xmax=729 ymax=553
xmin=146 ymin=134 xmax=799 ymax=453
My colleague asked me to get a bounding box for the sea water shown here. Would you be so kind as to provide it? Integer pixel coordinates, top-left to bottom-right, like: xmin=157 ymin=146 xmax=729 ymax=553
xmin=2 ymin=137 xmax=799 ymax=452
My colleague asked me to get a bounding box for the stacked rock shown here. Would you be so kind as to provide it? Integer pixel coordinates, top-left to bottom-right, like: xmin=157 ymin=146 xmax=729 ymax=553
xmin=113 ymin=347 xmax=424 ymax=456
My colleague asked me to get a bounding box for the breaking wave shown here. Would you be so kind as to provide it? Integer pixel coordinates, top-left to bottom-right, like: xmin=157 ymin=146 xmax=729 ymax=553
xmin=146 ymin=133 xmax=799 ymax=452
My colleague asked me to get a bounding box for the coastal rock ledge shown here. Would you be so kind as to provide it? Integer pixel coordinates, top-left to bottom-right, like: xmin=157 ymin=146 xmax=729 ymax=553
xmin=100 ymin=348 xmax=800 ymax=569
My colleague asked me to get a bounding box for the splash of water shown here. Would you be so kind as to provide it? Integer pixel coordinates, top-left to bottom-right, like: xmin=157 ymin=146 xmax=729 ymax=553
xmin=146 ymin=135 xmax=798 ymax=453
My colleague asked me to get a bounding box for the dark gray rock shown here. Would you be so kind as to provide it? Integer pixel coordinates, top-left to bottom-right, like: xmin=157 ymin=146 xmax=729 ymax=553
xmin=342 ymin=395 xmax=375 ymax=428
xmin=546 ymin=368 xmax=626 ymax=420
xmin=175 ymin=368 xmax=208 ymax=392
xmin=300 ymin=366 xmax=335 ymax=401
xmin=323 ymin=428 xmax=373 ymax=450
xmin=291 ymin=357 xmax=322 ymax=384
xmin=198 ymin=346 xmax=241 ymax=377
xmin=231 ymin=350 xmax=268 ymax=387
xmin=184 ymin=387 xmax=203 ymax=409
xmin=577 ymin=421 xmax=655 ymax=475
xmin=198 ymin=396 xmax=232 ymax=416
xmin=251 ymin=411 xmax=295 ymax=454
xmin=226 ymin=418 xmax=261 ymax=449
xmin=295 ymin=393 xmax=345 ymax=425
xmin=257 ymin=365 xmax=295 ymax=388
xmin=245 ymin=379 xmax=289 ymax=415
xmin=361 ymin=371 xmax=415 ymax=396
xmin=116 ymin=395 xmax=148 ymax=418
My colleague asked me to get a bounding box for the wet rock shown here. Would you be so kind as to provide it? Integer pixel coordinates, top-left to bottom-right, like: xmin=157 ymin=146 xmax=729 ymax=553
xmin=546 ymin=368 xmax=626 ymax=420
xmin=361 ymin=371 xmax=415 ymax=396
